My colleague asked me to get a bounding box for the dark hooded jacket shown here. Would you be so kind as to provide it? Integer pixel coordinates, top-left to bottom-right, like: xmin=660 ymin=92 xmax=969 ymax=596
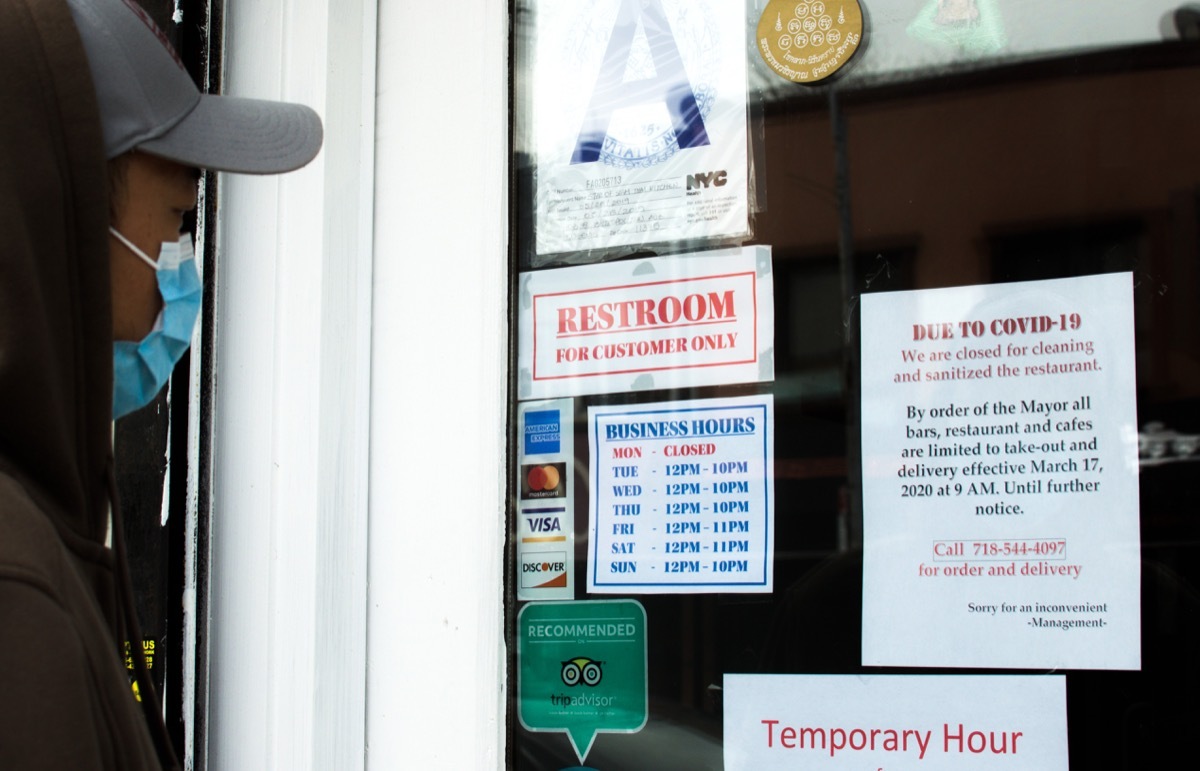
xmin=0 ymin=0 xmax=175 ymax=767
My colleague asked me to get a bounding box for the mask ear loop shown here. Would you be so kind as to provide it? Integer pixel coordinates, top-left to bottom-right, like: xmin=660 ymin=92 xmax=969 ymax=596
xmin=109 ymin=227 xmax=160 ymax=270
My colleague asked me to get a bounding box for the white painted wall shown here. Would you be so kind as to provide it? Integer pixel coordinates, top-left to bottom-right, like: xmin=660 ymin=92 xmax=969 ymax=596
xmin=367 ymin=0 xmax=509 ymax=767
xmin=208 ymin=0 xmax=507 ymax=768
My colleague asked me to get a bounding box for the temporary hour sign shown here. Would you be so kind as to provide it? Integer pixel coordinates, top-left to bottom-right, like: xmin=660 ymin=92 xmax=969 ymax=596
xmin=725 ymin=674 xmax=1068 ymax=770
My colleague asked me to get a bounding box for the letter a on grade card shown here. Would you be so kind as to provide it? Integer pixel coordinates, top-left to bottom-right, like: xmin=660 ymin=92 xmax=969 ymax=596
xmin=572 ymin=0 xmax=709 ymax=164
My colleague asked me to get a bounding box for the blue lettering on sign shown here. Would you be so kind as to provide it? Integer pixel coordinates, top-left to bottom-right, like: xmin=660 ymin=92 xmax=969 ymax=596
xmin=524 ymin=409 xmax=561 ymax=456
xmin=571 ymin=0 xmax=710 ymax=165
xmin=528 ymin=516 xmax=562 ymax=533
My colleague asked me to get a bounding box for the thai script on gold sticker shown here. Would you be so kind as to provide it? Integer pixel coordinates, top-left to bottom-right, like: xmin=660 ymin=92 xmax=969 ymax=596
xmin=757 ymin=0 xmax=864 ymax=84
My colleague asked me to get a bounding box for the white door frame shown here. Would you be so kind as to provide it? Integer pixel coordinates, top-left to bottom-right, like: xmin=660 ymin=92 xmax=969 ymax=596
xmin=204 ymin=0 xmax=508 ymax=767
xmin=366 ymin=1 xmax=510 ymax=766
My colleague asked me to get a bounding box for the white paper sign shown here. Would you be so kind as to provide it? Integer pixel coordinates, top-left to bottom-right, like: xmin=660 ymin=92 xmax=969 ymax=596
xmin=518 ymin=246 xmax=774 ymax=400
xmin=724 ymin=674 xmax=1068 ymax=770
xmin=517 ymin=399 xmax=577 ymax=600
xmin=533 ymin=0 xmax=749 ymax=258
xmin=587 ymin=395 xmax=774 ymax=594
xmin=861 ymin=273 xmax=1140 ymax=670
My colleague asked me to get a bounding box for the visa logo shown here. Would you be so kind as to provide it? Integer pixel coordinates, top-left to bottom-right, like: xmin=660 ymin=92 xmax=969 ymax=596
xmin=528 ymin=517 xmax=562 ymax=533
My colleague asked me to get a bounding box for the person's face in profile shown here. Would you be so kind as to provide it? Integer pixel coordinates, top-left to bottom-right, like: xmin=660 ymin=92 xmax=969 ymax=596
xmin=108 ymin=151 xmax=199 ymax=341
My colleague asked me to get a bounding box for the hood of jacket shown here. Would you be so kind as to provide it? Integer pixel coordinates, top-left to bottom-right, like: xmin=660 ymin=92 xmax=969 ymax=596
xmin=0 ymin=2 xmax=175 ymax=769
xmin=0 ymin=0 xmax=113 ymax=568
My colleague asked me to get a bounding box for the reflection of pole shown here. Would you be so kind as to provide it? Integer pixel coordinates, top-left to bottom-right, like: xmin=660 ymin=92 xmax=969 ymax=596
xmin=830 ymin=89 xmax=863 ymax=550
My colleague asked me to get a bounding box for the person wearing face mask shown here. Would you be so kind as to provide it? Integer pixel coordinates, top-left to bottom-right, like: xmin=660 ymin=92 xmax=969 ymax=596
xmin=0 ymin=0 xmax=321 ymax=768
xmin=107 ymin=154 xmax=203 ymax=419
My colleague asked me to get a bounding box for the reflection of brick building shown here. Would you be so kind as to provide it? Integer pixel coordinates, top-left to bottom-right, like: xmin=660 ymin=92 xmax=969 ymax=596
xmin=751 ymin=43 xmax=1200 ymax=771
xmin=767 ymin=57 xmax=1198 ymax=288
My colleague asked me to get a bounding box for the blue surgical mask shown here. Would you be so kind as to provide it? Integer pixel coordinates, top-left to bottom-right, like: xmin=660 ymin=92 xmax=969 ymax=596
xmin=110 ymin=228 xmax=202 ymax=419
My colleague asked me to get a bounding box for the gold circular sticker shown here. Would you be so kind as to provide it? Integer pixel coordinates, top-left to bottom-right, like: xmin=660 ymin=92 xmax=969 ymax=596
xmin=756 ymin=0 xmax=864 ymax=84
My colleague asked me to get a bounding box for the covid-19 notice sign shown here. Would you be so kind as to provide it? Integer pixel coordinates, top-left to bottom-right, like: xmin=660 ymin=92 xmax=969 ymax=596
xmin=860 ymin=273 xmax=1141 ymax=670
xmin=518 ymin=247 xmax=774 ymax=400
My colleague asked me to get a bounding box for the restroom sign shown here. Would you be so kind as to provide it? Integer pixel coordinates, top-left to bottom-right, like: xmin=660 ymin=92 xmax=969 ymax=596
xmin=518 ymin=247 xmax=774 ymax=400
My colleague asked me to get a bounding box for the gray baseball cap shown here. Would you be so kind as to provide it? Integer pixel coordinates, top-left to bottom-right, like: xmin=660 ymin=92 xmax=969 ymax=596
xmin=67 ymin=0 xmax=322 ymax=174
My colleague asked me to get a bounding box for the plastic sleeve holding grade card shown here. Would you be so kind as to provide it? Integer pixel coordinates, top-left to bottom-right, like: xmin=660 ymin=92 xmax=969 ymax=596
xmin=528 ymin=0 xmax=758 ymax=265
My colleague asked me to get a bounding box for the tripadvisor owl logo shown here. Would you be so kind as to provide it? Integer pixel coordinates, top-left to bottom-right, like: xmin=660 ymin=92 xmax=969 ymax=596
xmin=560 ymin=656 xmax=604 ymax=687
xmin=549 ymin=656 xmax=616 ymax=708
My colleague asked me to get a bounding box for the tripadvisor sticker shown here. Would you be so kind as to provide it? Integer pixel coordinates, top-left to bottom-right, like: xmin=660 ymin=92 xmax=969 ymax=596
xmin=757 ymin=0 xmax=864 ymax=84
xmin=518 ymin=600 xmax=647 ymax=763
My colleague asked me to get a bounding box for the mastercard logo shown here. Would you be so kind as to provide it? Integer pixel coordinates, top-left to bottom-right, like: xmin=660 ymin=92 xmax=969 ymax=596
xmin=526 ymin=464 xmax=561 ymax=492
